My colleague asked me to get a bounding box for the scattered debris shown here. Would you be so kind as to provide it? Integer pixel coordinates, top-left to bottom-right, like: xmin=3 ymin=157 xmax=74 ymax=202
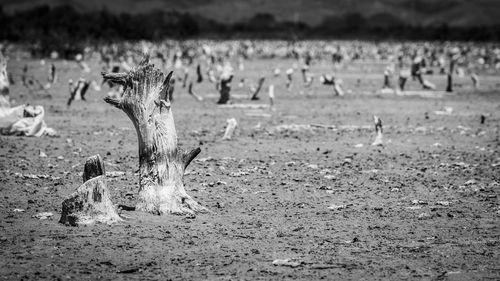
xmin=34 ymin=212 xmax=53 ymax=220
xmin=272 ymin=259 xmax=302 ymax=268
xmin=14 ymin=172 xmax=61 ymax=180
xmin=328 ymin=204 xmax=350 ymax=210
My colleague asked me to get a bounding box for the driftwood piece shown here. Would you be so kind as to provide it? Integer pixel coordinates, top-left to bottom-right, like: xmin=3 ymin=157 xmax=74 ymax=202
xmin=59 ymin=155 xmax=121 ymax=226
xmin=102 ymin=57 xmax=207 ymax=215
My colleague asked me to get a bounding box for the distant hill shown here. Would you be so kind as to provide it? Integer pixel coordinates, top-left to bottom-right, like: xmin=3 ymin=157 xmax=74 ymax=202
xmin=2 ymin=0 xmax=500 ymax=27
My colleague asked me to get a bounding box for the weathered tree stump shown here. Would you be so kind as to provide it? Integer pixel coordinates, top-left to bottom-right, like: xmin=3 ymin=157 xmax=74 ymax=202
xmin=0 ymin=52 xmax=10 ymax=107
xmin=102 ymin=57 xmax=208 ymax=215
xmin=59 ymin=155 xmax=122 ymax=226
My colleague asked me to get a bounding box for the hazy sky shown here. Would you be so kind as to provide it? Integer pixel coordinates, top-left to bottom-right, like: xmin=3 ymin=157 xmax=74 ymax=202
xmin=2 ymin=0 xmax=499 ymax=27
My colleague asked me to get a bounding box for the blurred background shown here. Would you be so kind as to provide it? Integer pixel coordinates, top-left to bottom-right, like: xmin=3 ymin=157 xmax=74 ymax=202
xmin=1 ymin=0 xmax=500 ymax=46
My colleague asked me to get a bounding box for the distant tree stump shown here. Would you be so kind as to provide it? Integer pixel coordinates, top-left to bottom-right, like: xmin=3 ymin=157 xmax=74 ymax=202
xmin=196 ymin=64 xmax=203 ymax=83
xmin=250 ymin=77 xmax=265 ymax=100
xmin=59 ymin=155 xmax=122 ymax=226
xmin=217 ymin=75 xmax=233 ymax=104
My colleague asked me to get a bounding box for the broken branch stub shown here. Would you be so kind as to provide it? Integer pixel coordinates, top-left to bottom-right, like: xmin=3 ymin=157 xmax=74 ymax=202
xmin=83 ymin=154 xmax=106 ymax=182
xmin=59 ymin=155 xmax=121 ymax=226
xmin=102 ymin=57 xmax=207 ymax=216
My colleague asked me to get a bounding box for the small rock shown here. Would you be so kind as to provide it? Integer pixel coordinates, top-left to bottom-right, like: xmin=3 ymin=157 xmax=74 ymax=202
xmin=39 ymin=150 xmax=47 ymax=158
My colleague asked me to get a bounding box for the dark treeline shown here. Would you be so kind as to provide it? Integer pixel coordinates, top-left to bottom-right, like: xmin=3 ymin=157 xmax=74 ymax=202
xmin=1 ymin=5 xmax=499 ymax=52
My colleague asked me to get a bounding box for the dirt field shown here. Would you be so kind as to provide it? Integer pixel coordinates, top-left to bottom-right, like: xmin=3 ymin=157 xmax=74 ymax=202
xmin=1 ymin=58 xmax=499 ymax=280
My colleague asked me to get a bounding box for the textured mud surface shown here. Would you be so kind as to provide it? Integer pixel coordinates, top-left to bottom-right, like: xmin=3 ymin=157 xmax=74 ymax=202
xmin=0 ymin=59 xmax=499 ymax=280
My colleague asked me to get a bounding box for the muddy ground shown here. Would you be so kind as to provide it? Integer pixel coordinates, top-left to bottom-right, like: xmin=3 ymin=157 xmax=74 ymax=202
xmin=0 ymin=58 xmax=499 ymax=280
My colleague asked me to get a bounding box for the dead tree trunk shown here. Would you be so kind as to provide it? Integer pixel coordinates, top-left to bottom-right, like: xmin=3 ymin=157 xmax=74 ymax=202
xmin=102 ymin=57 xmax=208 ymax=215
xmin=59 ymin=155 xmax=122 ymax=226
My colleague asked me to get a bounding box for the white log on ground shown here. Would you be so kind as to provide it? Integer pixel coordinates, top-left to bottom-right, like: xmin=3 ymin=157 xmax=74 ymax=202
xmin=102 ymin=57 xmax=208 ymax=215
xmin=59 ymin=155 xmax=122 ymax=226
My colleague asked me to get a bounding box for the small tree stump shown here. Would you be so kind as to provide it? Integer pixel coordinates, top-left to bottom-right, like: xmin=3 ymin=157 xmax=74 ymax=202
xmin=59 ymin=155 xmax=121 ymax=226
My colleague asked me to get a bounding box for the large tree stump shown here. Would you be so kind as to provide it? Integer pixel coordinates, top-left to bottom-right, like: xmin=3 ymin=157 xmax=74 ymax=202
xmin=102 ymin=57 xmax=208 ymax=215
xmin=59 ymin=155 xmax=122 ymax=226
